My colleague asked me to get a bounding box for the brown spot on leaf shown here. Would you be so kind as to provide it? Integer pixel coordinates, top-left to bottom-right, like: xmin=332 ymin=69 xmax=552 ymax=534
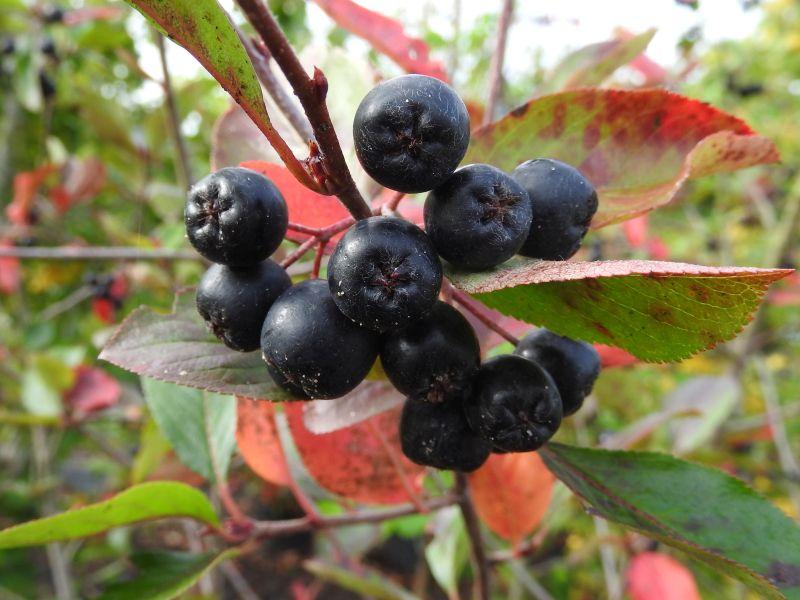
xmin=540 ymin=103 xmax=566 ymax=139
xmin=510 ymin=103 xmax=529 ymax=119
xmin=767 ymin=562 xmax=800 ymax=587
xmin=594 ymin=323 xmax=613 ymax=338
xmin=648 ymin=303 xmax=675 ymax=324
xmin=583 ymin=125 xmax=600 ymax=151
xmin=688 ymin=283 xmax=710 ymax=302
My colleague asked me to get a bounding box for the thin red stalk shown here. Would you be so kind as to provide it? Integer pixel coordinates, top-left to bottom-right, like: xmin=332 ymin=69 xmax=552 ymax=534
xmin=218 ymin=480 xmax=249 ymax=524
xmin=280 ymin=236 xmax=318 ymax=268
xmin=311 ymin=241 xmax=327 ymax=278
xmin=484 ymin=0 xmax=514 ymax=125
xmin=385 ymin=191 xmax=406 ymax=212
xmin=448 ymin=283 xmax=520 ymax=345
xmin=287 ymin=222 xmax=323 ymax=236
xmin=456 ymin=473 xmax=491 ymax=600
xmin=235 ymin=0 xmax=371 ymax=221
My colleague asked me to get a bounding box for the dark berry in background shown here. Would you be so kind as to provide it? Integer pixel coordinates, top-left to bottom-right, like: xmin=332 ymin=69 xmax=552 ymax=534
xmin=353 ymin=74 xmax=470 ymax=193
xmin=465 ymin=355 xmax=562 ymax=452
xmin=185 ymin=167 xmax=288 ymax=267
xmin=328 ymin=216 xmax=442 ymax=332
xmin=514 ymin=328 xmax=601 ymax=417
xmin=261 ymin=279 xmax=380 ymax=399
xmin=196 ymin=260 xmax=291 ymax=353
xmin=425 ymin=164 xmax=532 ymax=270
xmin=41 ymin=5 xmax=65 ymax=23
xmin=511 ymin=158 xmax=598 ymax=260
xmin=400 ymin=396 xmax=491 ymax=472
xmin=381 ymin=301 xmax=480 ymax=403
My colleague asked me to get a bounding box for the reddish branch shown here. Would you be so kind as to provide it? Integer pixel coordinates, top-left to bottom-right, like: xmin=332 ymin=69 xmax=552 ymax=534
xmin=456 ymin=473 xmax=491 ymax=600
xmin=484 ymin=0 xmax=514 ymax=125
xmin=447 ymin=281 xmax=521 ymax=345
xmin=235 ymin=0 xmax=371 ymax=221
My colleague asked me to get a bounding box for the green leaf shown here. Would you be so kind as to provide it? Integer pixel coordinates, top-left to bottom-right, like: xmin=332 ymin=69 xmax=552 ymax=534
xmin=0 ymin=482 xmax=219 ymax=549
xmin=123 ymin=0 xmax=275 ymax=142
xmin=465 ymin=88 xmax=779 ymax=227
xmin=541 ymin=29 xmax=656 ymax=93
xmin=425 ymin=507 xmax=469 ymax=598
xmin=130 ymin=416 xmax=173 ymax=485
xmin=142 ymin=378 xmax=236 ymax=483
xmin=100 ymin=291 xmax=292 ymax=400
xmin=304 ymin=559 xmax=421 ymax=600
xmin=540 ymin=443 xmax=800 ymax=599
xmin=99 ymin=549 xmax=239 ymax=600
xmin=447 ymin=258 xmax=791 ymax=362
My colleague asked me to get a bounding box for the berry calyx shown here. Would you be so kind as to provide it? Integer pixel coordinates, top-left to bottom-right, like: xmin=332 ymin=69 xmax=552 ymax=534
xmin=464 ymin=355 xmax=562 ymax=452
xmin=328 ymin=216 xmax=442 ymax=332
xmin=511 ymin=158 xmax=598 ymax=260
xmin=425 ymin=164 xmax=532 ymax=270
xmin=514 ymin=329 xmax=600 ymax=416
xmin=400 ymin=395 xmax=491 ymax=472
xmin=196 ymin=260 xmax=291 ymax=353
xmin=353 ymin=74 xmax=470 ymax=193
xmin=381 ymin=301 xmax=480 ymax=403
xmin=261 ymin=279 xmax=380 ymax=399
xmin=185 ymin=167 xmax=288 ymax=267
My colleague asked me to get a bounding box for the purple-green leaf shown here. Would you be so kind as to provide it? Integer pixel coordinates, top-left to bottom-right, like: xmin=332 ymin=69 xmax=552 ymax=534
xmin=540 ymin=443 xmax=800 ymax=599
xmin=447 ymin=258 xmax=791 ymax=362
xmin=99 ymin=291 xmax=292 ymax=400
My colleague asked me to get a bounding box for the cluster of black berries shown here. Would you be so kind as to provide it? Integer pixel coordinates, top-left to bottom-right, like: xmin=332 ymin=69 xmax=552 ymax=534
xmin=185 ymin=74 xmax=602 ymax=473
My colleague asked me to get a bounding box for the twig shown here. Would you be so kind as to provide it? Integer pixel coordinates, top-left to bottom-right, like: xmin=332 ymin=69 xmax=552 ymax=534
xmin=448 ymin=282 xmax=520 ymax=345
xmin=506 ymin=560 xmax=554 ymax=600
xmin=76 ymin=424 xmax=133 ymax=468
xmin=288 ymin=222 xmax=324 ymax=236
xmin=447 ymin=0 xmax=462 ymax=79
xmin=455 ymin=473 xmax=491 ymax=600
xmin=39 ymin=286 xmax=95 ymax=321
xmin=249 ymin=493 xmax=457 ymax=539
xmin=32 ymin=428 xmax=74 ymax=600
xmin=754 ymin=356 xmax=800 ymax=512
xmin=366 ymin=418 xmax=425 ymax=512
xmin=484 ymin=0 xmax=514 ymax=125
xmin=155 ymin=33 xmax=194 ymax=189
xmin=0 ymin=246 xmax=200 ymax=261
xmin=220 ymin=561 xmax=260 ymax=600
xmin=235 ymin=0 xmax=371 ymax=221
xmin=244 ymin=35 xmax=315 ymax=143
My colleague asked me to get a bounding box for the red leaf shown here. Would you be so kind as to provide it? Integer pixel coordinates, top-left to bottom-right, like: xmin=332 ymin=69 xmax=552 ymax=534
xmin=240 ymin=161 xmax=350 ymax=243
xmin=62 ymin=157 xmax=106 ymax=205
xmin=92 ymin=298 xmax=116 ymax=324
xmin=466 ymin=89 xmax=779 ymax=227
xmin=286 ymin=403 xmax=424 ymax=505
xmin=595 ymin=344 xmax=638 ymax=368
xmin=626 ymin=552 xmax=701 ymax=600
xmin=236 ymin=398 xmax=291 ymax=486
xmin=64 ymin=366 xmax=121 ymax=415
xmin=0 ymin=240 xmax=20 ymax=295
xmin=6 ymin=165 xmax=58 ymax=226
xmin=311 ymin=0 xmax=448 ymax=81
xmin=468 ymin=452 xmax=554 ymax=544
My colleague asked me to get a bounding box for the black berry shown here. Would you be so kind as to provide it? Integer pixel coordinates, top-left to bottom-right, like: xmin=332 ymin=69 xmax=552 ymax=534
xmin=511 ymin=158 xmax=598 ymax=260
xmin=400 ymin=396 xmax=491 ymax=471
xmin=185 ymin=167 xmax=288 ymax=267
xmin=464 ymin=355 xmax=562 ymax=452
xmin=353 ymin=74 xmax=470 ymax=193
xmin=328 ymin=216 xmax=442 ymax=332
xmin=40 ymin=37 xmax=57 ymax=58
xmin=261 ymin=279 xmax=380 ymax=399
xmin=514 ymin=329 xmax=600 ymax=417
xmin=196 ymin=260 xmax=291 ymax=353
xmin=381 ymin=301 xmax=479 ymax=403
xmin=425 ymin=164 xmax=532 ymax=270
xmin=1 ymin=37 xmax=15 ymax=56
xmin=39 ymin=71 xmax=56 ymax=99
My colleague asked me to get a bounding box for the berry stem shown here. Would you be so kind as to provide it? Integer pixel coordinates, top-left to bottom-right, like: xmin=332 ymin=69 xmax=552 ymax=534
xmin=446 ymin=281 xmax=521 ymax=345
xmin=287 ymin=222 xmax=324 ymax=236
xmin=455 ymin=472 xmax=491 ymax=600
xmin=484 ymin=0 xmax=515 ymax=125
xmin=280 ymin=236 xmax=319 ymax=269
xmin=311 ymin=241 xmax=327 ymax=278
xmin=235 ymin=0 xmax=372 ymax=221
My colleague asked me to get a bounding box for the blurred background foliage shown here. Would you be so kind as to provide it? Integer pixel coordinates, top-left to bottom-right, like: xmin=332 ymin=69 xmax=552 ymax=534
xmin=0 ymin=0 xmax=798 ymax=598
